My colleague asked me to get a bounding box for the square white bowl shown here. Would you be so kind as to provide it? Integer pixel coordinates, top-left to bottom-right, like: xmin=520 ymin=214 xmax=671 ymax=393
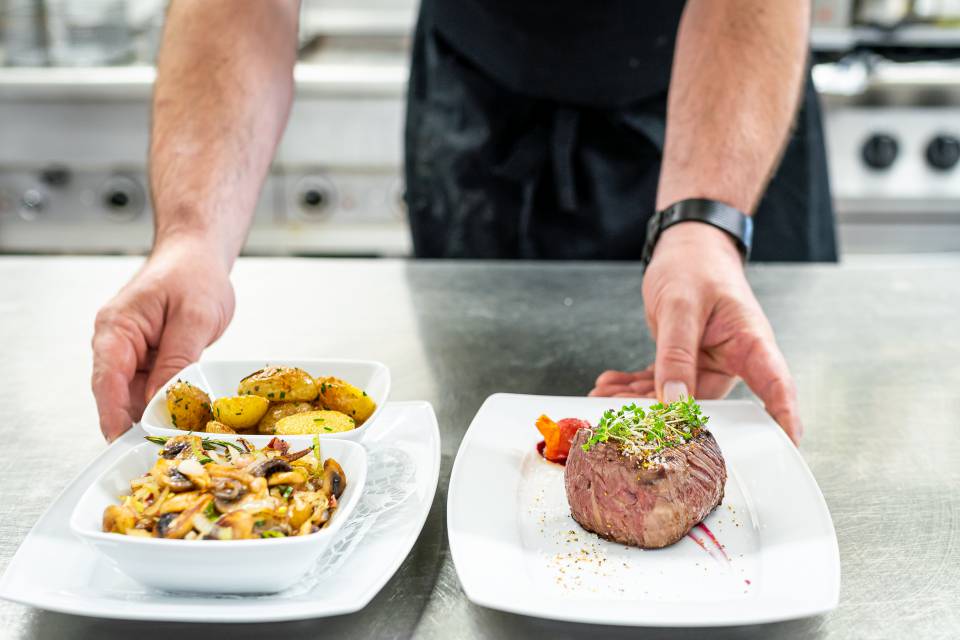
xmin=140 ymin=359 xmax=391 ymax=445
xmin=70 ymin=437 xmax=367 ymax=594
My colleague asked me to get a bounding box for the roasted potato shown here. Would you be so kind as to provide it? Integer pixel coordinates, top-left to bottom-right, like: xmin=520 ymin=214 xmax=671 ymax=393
xmin=211 ymin=395 xmax=270 ymax=430
xmin=166 ymin=380 xmax=213 ymax=431
xmin=205 ymin=420 xmax=236 ymax=434
xmin=238 ymin=366 xmax=318 ymax=402
xmin=256 ymin=401 xmax=316 ymax=435
xmin=274 ymin=410 xmax=356 ymax=435
xmin=316 ymin=376 xmax=377 ymax=425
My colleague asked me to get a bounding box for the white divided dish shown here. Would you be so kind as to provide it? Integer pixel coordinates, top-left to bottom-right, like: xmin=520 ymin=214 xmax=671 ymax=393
xmin=70 ymin=439 xmax=367 ymax=594
xmin=141 ymin=359 xmax=391 ymax=446
xmin=448 ymin=394 xmax=840 ymax=627
xmin=0 ymin=401 xmax=440 ymax=622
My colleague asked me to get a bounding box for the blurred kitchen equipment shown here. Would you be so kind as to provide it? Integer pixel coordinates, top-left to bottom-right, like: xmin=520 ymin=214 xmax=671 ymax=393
xmin=46 ymin=0 xmax=132 ymax=66
xmin=856 ymin=0 xmax=913 ymax=27
xmin=2 ymin=0 xmax=51 ymax=66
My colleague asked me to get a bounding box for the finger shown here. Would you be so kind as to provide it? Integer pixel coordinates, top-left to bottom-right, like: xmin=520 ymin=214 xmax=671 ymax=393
xmin=695 ymin=369 xmax=738 ymax=399
xmin=128 ymin=370 xmax=149 ymax=422
xmin=91 ymin=325 xmax=140 ymax=441
xmin=590 ymin=377 xmax=656 ymax=395
xmin=734 ymin=336 xmax=803 ymax=443
xmin=653 ymin=295 xmax=706 ymax=402
xmin=594 ymin=368 xmax=655 ymax=387
xmin=144 ymin=307 xmax=217 ymax=401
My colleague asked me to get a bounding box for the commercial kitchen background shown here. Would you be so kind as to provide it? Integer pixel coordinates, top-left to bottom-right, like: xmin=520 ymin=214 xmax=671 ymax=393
xmin=2 ymin=0 xmax=960 ymax=257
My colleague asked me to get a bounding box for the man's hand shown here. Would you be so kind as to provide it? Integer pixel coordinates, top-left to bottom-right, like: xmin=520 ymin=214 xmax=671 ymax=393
xmin=91 ymin=239 xmax=235 ymax=441
xmin=590 ymin=223 xmax=802 ymax=443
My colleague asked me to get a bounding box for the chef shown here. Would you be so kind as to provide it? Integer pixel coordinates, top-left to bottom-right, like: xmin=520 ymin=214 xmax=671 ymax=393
xmin=92 ymin=0 xmax=833 ymax=443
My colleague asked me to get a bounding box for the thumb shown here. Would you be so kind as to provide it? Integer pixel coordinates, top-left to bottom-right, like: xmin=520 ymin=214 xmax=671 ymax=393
xmin=653 ymin=295 xmax=705 ymax=403
xmin=145 ymin=310 xmax=216 ymax=401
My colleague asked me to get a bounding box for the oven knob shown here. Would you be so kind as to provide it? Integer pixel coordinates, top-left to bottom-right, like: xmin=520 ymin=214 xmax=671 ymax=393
xmin=101 ymin=175 xmax=144 ymax=221
xmin=40 ymin=165 xmax=71 ymax=187
xmin=301 ymin=187 xmax=328 ymax=209
xmin=296 ymin=176 xmax=336 ymax=218
xmin=862 ymin=134 xmax=898 ymax=170
xmin=18 ymin=188 xmax=46 ymax=221
xmin=925 ymin=135 xmax=960 ymax=171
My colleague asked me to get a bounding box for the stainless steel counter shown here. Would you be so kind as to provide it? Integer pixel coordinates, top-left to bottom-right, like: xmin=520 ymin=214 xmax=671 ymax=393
xmin=0 ymin=256 xmax=958 ymax=639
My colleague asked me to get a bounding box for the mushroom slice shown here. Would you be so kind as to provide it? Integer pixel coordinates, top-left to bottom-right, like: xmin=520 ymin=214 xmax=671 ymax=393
xmin=150 ymin=459 xmax=195 ymax=493
xmin=205 ymin=464 xmax=255 ymax=486
xmin=102 ymin=504 xmax=137 ymax=534
xmin=160 ymin=438 xmax=190 ymax=459
xmin=155 ymin=495 xmax=212 ymax=539
xmin=247 ymin=457 xmax=292 ymax=478
xmin=288 ymin=491 xmax=329 ymax=530
xmin=267 ymin=468 xmax=309 ymax=487
xmin=320 ymin=459 xmax=347 ymax=499
xmin=205 ymin=511 xmax=256 ymax=540
xmin=211 ymin=476 xmax=248 ymax=513
xmin=176 ymin=457 xmax=211 ymax=491
xmin=158 ymin=490 xmax=202 ymax=515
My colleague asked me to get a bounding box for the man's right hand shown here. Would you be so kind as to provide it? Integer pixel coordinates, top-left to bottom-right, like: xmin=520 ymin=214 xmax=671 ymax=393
xmin=91 ymin=239 xmax=235 ymax=441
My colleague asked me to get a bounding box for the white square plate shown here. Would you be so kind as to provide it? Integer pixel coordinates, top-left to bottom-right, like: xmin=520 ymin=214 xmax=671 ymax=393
xmin=141 ymin=359 xmax=391 ymax=445
xmin=447 ymin=394 xmax=840 ymax=627
xmin=0 ymin=401 xmax=439 ymax=622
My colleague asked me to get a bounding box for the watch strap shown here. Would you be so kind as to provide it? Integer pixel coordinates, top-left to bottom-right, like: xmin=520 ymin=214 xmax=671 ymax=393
xmin=641 ymin=198 xmax=753 ymax=270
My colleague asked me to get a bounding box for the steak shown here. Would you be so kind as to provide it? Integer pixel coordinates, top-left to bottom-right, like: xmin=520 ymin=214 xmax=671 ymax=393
xmin=564 ymin=427 xmax=726 ymax=549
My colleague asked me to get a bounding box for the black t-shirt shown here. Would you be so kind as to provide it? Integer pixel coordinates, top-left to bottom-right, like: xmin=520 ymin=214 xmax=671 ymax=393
xmin=429 ymin=0 xmax=687 ymax=107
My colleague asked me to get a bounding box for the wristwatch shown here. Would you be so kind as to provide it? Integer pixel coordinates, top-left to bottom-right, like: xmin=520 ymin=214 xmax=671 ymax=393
xmin=641 ymin=198 xmax=754 ymax=271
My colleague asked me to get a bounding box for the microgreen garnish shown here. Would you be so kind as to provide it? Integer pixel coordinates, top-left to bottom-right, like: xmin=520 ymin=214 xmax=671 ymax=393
xmin=583 ymin=397 xmax=708 ymax=456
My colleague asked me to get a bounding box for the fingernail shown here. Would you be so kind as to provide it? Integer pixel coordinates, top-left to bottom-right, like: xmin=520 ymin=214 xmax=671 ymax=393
xmin=663 ymin=380 xmax=689 ymax=403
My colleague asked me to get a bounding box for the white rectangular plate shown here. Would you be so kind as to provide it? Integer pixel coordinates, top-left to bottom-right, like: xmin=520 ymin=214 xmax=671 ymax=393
xmin=447 ymin=394 xmax=839 ymax=627
xmin=0 ymin=401 xmax=439 ymax=623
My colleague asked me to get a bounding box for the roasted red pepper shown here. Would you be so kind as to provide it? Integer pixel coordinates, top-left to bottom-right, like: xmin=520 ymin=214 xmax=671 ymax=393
xmin=535 ymin=415 xmax=590 ymax=464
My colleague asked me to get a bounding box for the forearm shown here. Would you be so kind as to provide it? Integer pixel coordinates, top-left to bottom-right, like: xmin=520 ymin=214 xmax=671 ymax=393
xmin=656 ymin=0 xmax=810 ymax=214
xmin=149 ymin=0 xmax=299 ymax=266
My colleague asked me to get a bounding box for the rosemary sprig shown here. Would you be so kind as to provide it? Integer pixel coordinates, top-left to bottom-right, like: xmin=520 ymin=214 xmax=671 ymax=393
xmin=583 ymin=397 xmax=708 ymax=455
xmin=144 ymin=435 xmax=244 ymax=453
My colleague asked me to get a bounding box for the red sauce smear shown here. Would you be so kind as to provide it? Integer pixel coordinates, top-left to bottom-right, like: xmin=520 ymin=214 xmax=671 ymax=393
xmin=687 ymin=522 xmax=730 ymax=565
xmin=686 ymin=530 xmax=714 ymax=557
xmin=694 ymin=523 xmax=730 ymax=562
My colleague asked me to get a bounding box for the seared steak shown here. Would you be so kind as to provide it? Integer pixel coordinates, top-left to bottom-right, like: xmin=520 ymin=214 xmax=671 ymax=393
xmin=564 ymin=427 xmax=726 ymax=549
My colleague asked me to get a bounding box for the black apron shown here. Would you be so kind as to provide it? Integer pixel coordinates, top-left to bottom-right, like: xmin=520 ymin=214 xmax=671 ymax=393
xmin=403 ymin=2 xmax=838 ymax=261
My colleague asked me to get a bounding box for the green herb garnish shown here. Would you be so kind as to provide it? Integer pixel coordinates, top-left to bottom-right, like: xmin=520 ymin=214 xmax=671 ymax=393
xmin=583 ymin=397 xmax=708 ymax=456
xmin=203 ymin=501 xmax=218 ymax=521
xmin=145 ymin=435 xmax=244 ymax=454
xmin=261 ymin=530 xmax=285 ymax=538
xmin=278 ymin=485 xmax=293 ymax=498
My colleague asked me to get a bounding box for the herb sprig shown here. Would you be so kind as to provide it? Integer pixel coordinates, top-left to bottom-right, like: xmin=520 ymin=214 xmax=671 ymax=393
xmin=145 ymin=435 xmax=244 ymax=454
xmin=583 ymin=397 xmax=708 ymax=455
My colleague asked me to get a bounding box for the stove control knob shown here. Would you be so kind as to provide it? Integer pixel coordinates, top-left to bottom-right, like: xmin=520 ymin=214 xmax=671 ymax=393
xmin=101 ymin=175 xmax=144 ymax=221
xmin=18 ymin=188 xmax=46 ymax=221
xmin=862 ymin=133 xmax=898 ymax=170
xmin=295 ymin=176 xmax=336 ymax=218
xmin=925 ymin=135 xmax=960 ymax=171
xmin=301 ymin=187 xmax=329 ymax=210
